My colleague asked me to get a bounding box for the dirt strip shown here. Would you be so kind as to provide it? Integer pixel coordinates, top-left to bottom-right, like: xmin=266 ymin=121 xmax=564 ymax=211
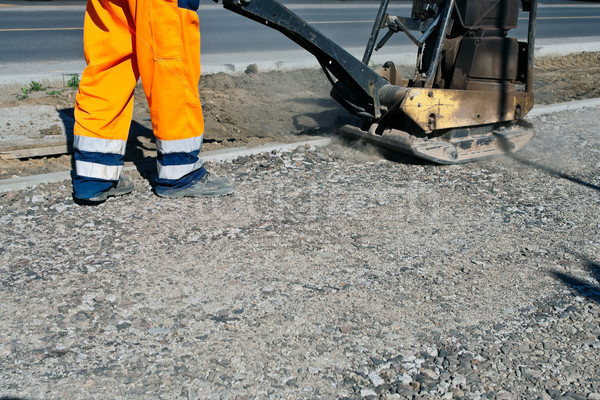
xmin=1 ymin=52 xmax=599 ymax=178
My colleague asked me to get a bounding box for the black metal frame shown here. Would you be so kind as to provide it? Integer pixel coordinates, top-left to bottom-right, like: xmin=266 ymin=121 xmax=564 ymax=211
xmin=221 ymin=0 xmax=537 ymax=117
xmin=222 ymin=0 xmax=390 ymax=118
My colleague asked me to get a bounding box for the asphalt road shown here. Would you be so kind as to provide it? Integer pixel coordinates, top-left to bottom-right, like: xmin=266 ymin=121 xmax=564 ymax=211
xmin=0 ymin=0 xmax=599 ymax=64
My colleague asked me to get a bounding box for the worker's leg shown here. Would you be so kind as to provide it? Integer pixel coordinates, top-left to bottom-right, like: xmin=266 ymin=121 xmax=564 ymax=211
xmin=72 ymin=0 xmax=138 ymax=200
xmin=135 ymin=0 xmax=207 ymax=193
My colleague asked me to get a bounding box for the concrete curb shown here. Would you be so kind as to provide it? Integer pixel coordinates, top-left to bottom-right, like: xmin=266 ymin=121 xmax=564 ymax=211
xmin=0 ymin=137 xmax=332 ymax=193
xmin=1 ymin=98 xmax=599 ymax=193
xmin=1 ymin=40 xmax=599 ymax=86
xmin=528 ymin=98 xmax=600 ymax=117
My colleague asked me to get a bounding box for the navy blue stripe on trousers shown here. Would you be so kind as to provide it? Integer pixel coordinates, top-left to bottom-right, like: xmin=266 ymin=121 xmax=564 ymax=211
xmin=155 ymin=166 xmax=207 ymax=192
xmin=72 ymin=150 xmax=125 ymax=199
xmin=178 ymin=0 xmax=199 ymax=11
xmin=155 ymin=150 xmax=207 ymax=192
xmin=157 ymin=150 xmax=201 ymax=166
xmin=75 ymin=150 xmax=124 ymax=166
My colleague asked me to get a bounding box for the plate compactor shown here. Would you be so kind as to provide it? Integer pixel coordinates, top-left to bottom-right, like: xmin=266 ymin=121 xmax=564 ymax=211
xmin=218 ymin=0 xmax=538 ymax=164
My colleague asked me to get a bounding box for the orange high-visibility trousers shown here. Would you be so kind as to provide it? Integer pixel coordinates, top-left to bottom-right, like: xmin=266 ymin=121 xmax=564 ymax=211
xmin=73 ymin=0 xmax=206 ymax=199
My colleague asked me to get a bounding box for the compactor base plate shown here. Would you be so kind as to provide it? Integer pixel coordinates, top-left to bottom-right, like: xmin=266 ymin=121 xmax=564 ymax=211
xmin=336 ymin=119 xmax=534 ymax=164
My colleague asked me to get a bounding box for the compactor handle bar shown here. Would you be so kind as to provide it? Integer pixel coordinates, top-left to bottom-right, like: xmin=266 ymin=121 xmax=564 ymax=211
xmin=219 ymin=0 xmax=404 ymax=119
xmin=218 ymin=0 xmax=537 ymax=118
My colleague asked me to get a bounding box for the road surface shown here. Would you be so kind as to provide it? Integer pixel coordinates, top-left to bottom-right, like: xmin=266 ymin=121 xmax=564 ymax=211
xmin=0 ymin=0 xmax=599 ymax=80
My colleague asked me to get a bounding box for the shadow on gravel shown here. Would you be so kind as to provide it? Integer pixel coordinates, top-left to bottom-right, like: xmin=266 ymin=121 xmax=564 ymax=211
xmin=58 ymin=107 xmax=158 ymax=188
xmin=508 ymin=154 xmax=600 ymax=192
xmin=291 ymin=97 xmax=341 ymax=134
xmin=0 ymin=397 xmax=32 ymax=400
xmin=57 ymin=108 xmax=156 ymax=161
xmin=57 ymin=108 xmax=75 ymax=153
xmin=126 ymin=120 xmax=158 ymax=190
xmin=552 ymin=256 xmax=600 ymax=304
xmin=378 ymin=147 xmax=431 ymax=165
xmin=331 ymin=131 xmax=429 ymax=165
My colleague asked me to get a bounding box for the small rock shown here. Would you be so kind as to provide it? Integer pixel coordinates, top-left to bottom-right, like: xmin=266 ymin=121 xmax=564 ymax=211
xmin=421 ymin=368 xmax=438 ymax=379
xmin=360 ymin=388 xmax=377 ymax=398
xmin=116 ymin=320 xmax=132 ymax=330
xmin=245 ymin=64 xmax=258 ymax=74
xmin=543 ymin=340 xmax=557 ymax=350
xmin=3 ymin=191 xmax=19 ymax=201
xmin=565 ymin=392 xmax=588 ymax=400
xmin=308 ymin=365 xmax=320 ymax=374
xmin=523 ymin=368 xmax=543 ymax=380
xmin=396 ymin=387 xmax=416 ymax=397
xmin=397 ymin=373 xmax=412 ymax=385
xmin=339 ymin=325 xmax=353 ymax=334
xmin=452 ymin=374 xmax=466 ymax=388
xmin=315 ymin=344 xmax=328 ymax=354
xmin=518 ymin=343 xmax=532 ymax=353
xmin=496 ymin=391 xmax=517 ymax=400
xmin=368 ymin=372 xmax=385 ymax=387
xmin=370 ymin=356 xmax=385 ymax=366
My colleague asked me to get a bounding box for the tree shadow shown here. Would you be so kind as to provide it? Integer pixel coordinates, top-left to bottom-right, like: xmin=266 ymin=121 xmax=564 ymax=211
xmin=551 ymin=255 xmax=600 ymax=304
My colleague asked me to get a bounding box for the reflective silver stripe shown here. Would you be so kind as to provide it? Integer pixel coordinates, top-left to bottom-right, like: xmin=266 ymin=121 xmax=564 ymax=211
xmin=75 ymin=160 xmax=122 ymax=181
xmin=74 ymin=135 xmax=127 ymax=155
xmin=157 ymin=159 xmax=204 ymax=180
xmin=156 ymin=136 xmax=203 ymax=154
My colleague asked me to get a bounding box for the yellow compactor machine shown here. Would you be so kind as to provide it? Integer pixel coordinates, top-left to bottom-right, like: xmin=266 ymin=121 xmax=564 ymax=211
xmin=219 ymin=0 xmax=537 ymax=164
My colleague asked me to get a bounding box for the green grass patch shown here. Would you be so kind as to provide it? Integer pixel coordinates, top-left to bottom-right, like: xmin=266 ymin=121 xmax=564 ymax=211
xmin=28 ymin=81 xmax=44 ymax=92
xmin=66 ymin=75 xmax=80 ymax=88
xmin=17 ymin=86 xmax=29 ymax=100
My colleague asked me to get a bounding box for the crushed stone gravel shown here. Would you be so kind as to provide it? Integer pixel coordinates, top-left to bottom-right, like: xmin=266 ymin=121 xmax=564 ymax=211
xmin=1 ymin=107 xmax=599 ymax=399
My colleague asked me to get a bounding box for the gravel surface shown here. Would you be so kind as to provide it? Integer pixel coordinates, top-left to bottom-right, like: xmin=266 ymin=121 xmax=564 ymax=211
xmin=1 ymin=106 xmax=599 ymax=399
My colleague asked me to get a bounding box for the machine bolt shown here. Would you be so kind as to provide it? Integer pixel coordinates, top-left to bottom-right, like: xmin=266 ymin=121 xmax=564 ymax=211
xmin=446 ymin=148 xmax=458 ymax=160
xmin=515 ymin=105 xmax=522 ymax=119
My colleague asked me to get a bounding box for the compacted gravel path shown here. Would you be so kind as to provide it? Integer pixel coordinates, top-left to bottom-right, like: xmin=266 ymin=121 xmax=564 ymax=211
xmin=1 ymin=107 xmax=599 ymax=399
